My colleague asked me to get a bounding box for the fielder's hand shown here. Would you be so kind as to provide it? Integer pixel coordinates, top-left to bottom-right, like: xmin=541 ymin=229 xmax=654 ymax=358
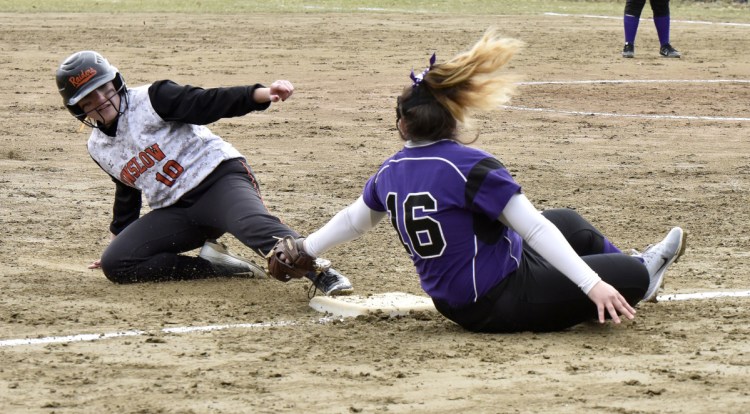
xmin=587 ymin=281 xmax=636 ymax=324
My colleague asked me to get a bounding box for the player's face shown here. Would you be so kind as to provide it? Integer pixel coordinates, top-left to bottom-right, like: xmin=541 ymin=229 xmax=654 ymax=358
xmin=78 ymin=82 xmax=121 ymax=127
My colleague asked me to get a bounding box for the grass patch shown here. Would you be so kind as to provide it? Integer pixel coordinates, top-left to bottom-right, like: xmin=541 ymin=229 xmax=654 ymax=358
xmin=0 ymin=0 xmax=747 ymax=21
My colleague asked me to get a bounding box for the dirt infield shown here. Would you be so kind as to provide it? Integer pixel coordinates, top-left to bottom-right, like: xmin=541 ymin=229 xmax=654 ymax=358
xmin=1 ymin=10 xmax=749 ymax=413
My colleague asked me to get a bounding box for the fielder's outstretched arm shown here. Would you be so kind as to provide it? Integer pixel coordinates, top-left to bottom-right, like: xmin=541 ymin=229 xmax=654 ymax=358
xmin=304 ymin=196 xmax=385 ymax=257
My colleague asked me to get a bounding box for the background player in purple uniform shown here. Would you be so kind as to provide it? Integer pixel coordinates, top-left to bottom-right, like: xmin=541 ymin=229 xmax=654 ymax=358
xmin=55 ymin=50 xmax=352 ymax=296
xmin=622 ymin=0 xmax=681 ymax=58
xmin=293 ymin=29 xmax=686 ymax=332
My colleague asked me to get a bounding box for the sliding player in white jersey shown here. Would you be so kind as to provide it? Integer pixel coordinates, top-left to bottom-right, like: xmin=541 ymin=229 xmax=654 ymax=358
xmin=55 ymin=51 xmax=352 ymax=296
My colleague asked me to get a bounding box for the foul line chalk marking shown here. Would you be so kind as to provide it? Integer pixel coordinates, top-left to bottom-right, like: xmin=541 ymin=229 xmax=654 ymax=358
xmin=0 ymin=330 xmax=145 ymax=348
xmin=502 ymin=105 xmax=750 ymax=122
xmin=161 ymin=321 xmax=293 ymax=334
xmin=0 ymin=320 xmax=302 ymax=349
xmin=507 ymin=79 xmax=750 ymax=122
xmin=518 ymin=79 xmax=750 ymax=86
xmin=299 ymin=8 xmax=750 ymax=27
xmin=544 ymin=12 xmax=750 ymax=28
xmin=2 ymin=291 xmax=749 ymax=348
xmin=657 ymin=290 xmax=750 ymax=302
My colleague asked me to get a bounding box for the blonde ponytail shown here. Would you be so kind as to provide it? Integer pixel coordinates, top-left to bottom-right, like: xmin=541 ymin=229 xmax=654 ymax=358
xmin=424 ymin=28 xmax=522 ymax=123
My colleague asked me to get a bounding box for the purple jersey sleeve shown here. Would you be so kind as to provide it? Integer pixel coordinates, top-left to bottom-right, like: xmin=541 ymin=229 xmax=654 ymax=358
xmin=465 ymin=157 xmax=522 ymax=221
xmin=362 ymin=172 xmax=385 ymax=212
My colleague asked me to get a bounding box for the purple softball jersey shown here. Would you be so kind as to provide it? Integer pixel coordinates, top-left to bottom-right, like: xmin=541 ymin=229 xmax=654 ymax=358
xmin=362 ymin=139 xmax=523 ymax=307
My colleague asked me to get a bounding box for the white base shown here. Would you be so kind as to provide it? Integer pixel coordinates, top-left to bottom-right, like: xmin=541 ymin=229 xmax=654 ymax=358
xmin=309 ymin=292 xmax=437 ymax=318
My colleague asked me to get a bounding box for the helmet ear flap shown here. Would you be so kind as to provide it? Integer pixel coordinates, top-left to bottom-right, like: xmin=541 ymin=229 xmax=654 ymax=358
xmin=112 ymin=72 xmax=127 ymax=95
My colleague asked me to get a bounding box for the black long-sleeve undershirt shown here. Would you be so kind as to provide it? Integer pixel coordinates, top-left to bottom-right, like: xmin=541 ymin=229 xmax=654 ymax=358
xmin=148 ymin=80 xmax=270 ymax=124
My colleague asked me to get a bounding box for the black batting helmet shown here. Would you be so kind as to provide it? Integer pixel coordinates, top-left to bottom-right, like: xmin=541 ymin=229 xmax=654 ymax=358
xmin=55 ymin=51 xmax=126 ymax=123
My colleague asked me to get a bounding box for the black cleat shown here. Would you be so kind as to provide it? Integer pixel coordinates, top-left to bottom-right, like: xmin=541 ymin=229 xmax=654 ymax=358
xmin=659 ymin=43 xmax=681 ymax=58
xmin=306 ymin=268 xmax=353 ymax=297
xmin=622 ymin=42 xmax=635 ymax=58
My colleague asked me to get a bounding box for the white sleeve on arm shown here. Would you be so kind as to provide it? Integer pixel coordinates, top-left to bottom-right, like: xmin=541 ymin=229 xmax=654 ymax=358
xmin=304 ymin=196 xmax=386 ymax=257
xmin=499 ymin=193 xmax=602 ymax=294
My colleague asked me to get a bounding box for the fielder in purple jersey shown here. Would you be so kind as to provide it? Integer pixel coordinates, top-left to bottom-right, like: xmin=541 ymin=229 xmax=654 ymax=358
xmin=622 ymin=0 xmax=681 ymax=58
xmin=296 ymin=28 xmax=687 ymax=333
xmin=55 ymin=51 xmax=352 ymax=296
xmin=361 ymin=140 xmax=523 ymax=308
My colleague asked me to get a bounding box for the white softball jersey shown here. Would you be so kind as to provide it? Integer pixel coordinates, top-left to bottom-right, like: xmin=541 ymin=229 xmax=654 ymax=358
xmin=87 ymin=85 xmax=243 ymax=209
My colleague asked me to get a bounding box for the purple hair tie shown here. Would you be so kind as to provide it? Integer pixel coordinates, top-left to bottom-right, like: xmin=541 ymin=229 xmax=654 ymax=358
xmin=410 ymin=53 xmax=436 ymax=88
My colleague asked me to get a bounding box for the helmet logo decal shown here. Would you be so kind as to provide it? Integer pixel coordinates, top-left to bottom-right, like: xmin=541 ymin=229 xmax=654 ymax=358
xmin=69 ymin=67 xmax=97 ymax=88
